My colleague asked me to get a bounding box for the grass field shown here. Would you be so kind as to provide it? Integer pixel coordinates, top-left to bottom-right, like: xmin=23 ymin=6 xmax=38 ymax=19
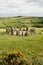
xmin=0 ymin=17 xmax=43 ymax=64
xmin=0 ymin=28 xmax=43 ymax=59
xmin=0 ymin=34 xmax=43 ymax=52
xmin=0 ymin=17 xmax=43 ymax=28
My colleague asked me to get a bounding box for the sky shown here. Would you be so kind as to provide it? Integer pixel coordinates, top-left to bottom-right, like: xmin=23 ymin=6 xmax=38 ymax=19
xmin=0 ymin=0 xmax=43 ymax=17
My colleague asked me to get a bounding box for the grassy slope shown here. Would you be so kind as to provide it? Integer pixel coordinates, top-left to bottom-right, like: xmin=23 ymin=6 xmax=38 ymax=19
xmin=0 ymin=17 xmax=43 ymax=60
xmin=0 ymin=32 xmax=43 ymax=58
xmin=0 ymin=17 xmax=43 ymax=28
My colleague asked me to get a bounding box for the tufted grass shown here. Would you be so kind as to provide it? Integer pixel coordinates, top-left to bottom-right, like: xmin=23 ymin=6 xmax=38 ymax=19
xmin=0 ymin=30 xmax=43 ymax=59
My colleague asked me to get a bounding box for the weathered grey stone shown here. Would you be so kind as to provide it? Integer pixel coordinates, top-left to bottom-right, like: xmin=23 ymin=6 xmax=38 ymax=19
xmin=6 ymin=27 xmax=31 ymax=36
xmin=6 ymin=28 xmax=11 ymax=34
xmin=29 ymin=28 xmax=35 ymax=34
xmin=19 ymin=30 xmax=23 ymax=36
xmin=13 ymin=31 xmax=17 ymax=35
xmin=22 ymin=31 xmax=26 ymax=36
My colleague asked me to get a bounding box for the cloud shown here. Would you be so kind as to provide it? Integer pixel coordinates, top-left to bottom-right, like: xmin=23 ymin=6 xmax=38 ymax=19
xmin=0 ymin=0 xmax=43 ymax=17
xmin=25 ymin=0 xmax=43 ymax=7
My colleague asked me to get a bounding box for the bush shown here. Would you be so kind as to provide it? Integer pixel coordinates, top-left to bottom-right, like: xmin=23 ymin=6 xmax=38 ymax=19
xmin=2 ymin=50 xmax=43 ymax=65
xmin=32 ymin=24 xmax=43 ymax=28
xmin=2 ymin=50 xmax=28 ymax=65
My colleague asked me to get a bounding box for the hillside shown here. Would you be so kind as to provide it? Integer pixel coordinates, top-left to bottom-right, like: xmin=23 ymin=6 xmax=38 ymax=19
xmin=0 ymin=16 xmax=43 ymax=28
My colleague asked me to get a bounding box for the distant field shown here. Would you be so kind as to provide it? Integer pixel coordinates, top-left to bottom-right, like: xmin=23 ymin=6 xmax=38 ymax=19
xmin=0 ymin=17 xmax=43 ymax=28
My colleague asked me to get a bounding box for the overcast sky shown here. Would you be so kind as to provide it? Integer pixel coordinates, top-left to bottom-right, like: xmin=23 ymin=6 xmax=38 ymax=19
xmin=0 ymin=0 xmax=43 ymax=17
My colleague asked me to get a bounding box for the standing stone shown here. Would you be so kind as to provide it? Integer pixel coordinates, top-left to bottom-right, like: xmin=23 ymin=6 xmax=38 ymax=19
xmin=26 ymin=27 xmax=28 ymax=31
xmin=6 ymin=28 xmax=11 ymax=34
xmin=10 ymin=27 xmax=13 ymax=35
xmin=29 ymin=28 xmax=35 ymax=34
xmin=6 ymin=28 xmax=9 ymax=34
xmin=19 ymin=30 xmax=23 ymax=36
xmin=22 ymin=31 xmax=26 ymax=36
xmin=16 ymin=30 xmax=18 ymax=35
xmin=13 ymin=31 xmax=17 ymax=36
xmin=25 ymin=31 xmax=29 ymax=36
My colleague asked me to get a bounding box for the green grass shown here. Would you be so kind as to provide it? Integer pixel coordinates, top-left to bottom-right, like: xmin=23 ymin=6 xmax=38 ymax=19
xmin=0 ymin=33 xmax=43 ymax=58
xmin=0 ymin=17 xmax=43 ymax=62
xmin=0 ymin=17 xmax=43 ymax=28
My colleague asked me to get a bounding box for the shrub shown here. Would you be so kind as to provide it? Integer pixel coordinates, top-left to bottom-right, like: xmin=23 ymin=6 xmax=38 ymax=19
xmin=2 ymin=50 xmax=28 ymax=65
xmin=32 ymin=24 xmax=43 ymax=28
xmin=2 ymin=50 xmax=43 ymax=65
